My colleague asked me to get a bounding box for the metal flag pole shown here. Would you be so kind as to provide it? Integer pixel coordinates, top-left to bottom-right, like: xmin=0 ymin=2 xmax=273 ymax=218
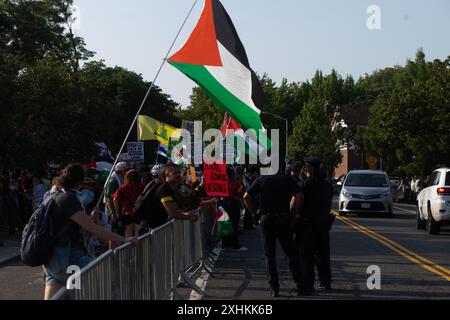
xmin=95 ymin=0 xmax=199 ymax=208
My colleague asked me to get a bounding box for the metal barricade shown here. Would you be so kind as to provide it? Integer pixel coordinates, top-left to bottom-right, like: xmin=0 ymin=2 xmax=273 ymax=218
xmin=67 ymin=250 xmax=115 ymax=300
xmin=173 ymin=219 xmax=186 ymax=283
xmin=114 ymin=233 xmax=153 ymax=300
xmin=150 ymin=221 xmax=175 ymax=300
xmin=192 ymin=213 xmax=204 ymax=265
xmin=57 ymin=207 xmax=212 ymax=301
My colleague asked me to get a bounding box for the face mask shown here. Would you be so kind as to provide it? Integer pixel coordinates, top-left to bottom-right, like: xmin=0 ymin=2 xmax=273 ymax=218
xmin=78 ymin=189 xmax=95 ymax=207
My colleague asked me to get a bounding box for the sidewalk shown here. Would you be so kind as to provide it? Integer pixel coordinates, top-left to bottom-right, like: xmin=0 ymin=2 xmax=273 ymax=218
xmin=0 ymin=232 xmax=21 ymax=268
xmin=201 ymin=227 xmax=300 ymax=300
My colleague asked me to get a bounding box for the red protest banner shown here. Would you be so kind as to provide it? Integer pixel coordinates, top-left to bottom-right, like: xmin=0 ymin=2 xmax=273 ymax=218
xmin=204 ymin=162 xmax=229 ymax=197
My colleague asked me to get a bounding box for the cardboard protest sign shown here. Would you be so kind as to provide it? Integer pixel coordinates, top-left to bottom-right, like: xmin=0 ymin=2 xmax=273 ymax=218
xmin=204 ymin=162 xmax=229 ymax=197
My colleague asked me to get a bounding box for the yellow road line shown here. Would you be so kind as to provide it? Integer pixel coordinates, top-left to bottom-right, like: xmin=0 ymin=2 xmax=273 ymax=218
xmin=333 ymin=212 xmax=450 ymax=282
xmin=339 ymin=214 xmax=450 ymax=276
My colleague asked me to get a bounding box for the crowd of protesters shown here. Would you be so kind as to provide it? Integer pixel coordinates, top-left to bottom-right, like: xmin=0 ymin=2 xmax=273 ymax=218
xmin=2 ymin=157 xmax=335 ymax=299
xmin=0 ymin=169 xmax=54 ymax=240
xmin=0 ymin=158 xmax=264 ymax=298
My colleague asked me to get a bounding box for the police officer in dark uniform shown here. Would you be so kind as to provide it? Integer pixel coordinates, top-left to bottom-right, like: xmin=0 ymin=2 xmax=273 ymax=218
xmin=243 ymin=166 xmax=302 ymax=297
xmin=294 ymin=157 xmax=334 ymax=295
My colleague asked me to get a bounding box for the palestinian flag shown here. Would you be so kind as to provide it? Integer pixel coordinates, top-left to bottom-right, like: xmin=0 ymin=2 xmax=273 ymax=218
xmin=169 ymin=0 xmax=266 ymax=133
xmin=221 ymin=113 xmax=262 ymax=159
xmin=83 ymin=162 xmax=113 ymax=183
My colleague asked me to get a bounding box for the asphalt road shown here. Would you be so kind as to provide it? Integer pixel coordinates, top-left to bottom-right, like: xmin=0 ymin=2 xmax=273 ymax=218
xmin=200 ymin=199 xmax=450 ymax=300
xmin=1 ymin=199 xmax=449 ymax=300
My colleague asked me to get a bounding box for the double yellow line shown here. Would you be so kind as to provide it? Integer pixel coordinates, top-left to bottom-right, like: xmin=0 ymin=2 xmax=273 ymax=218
xmin=333 ymin=212 xmax=450 ymax=282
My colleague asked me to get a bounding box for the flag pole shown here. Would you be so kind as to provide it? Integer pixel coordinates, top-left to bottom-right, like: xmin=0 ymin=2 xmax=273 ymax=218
xmin=95 ymin=0 xmax=199 ymax=208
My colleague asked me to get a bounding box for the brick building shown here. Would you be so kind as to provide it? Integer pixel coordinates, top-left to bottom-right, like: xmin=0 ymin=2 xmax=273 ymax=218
xmin=331 ymin=103 xmax=370 ymax=178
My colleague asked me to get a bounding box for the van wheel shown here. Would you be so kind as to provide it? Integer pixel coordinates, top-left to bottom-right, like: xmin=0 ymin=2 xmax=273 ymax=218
xmin=427 ymin=206 xmax=440 ymax=235
xmin=416 ymin=206 xmax=426 ymax=230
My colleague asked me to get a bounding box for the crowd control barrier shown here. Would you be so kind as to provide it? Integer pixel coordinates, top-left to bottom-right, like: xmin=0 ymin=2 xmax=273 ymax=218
xmin=53 ymin=207 xmax=219 ymax=300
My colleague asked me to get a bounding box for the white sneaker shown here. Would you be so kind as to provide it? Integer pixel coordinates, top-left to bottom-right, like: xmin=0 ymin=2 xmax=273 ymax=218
xmin=232 ymin=246 xmax=248 ymax=252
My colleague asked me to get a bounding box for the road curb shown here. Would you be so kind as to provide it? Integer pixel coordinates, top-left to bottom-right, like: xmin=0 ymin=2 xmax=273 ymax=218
xmin=0 ymin=254 xmax=21 ymax=268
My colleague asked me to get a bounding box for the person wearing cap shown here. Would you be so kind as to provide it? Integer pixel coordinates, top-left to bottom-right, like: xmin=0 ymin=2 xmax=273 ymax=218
xmin=104 ymin=162 xmax=128 ymax=234
xmin=243 ymin=164 xmax=302 ymax=298
xmin=287 ymin=163 xmax=305 ymax=186
xmin=294 ymin=156 xmax=334 ymax=295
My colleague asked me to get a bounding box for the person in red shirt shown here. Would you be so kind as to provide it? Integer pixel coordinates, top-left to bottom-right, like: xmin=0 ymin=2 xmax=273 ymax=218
xmin=222 ymin=166 xmax=247 ymax=251
xmin=113 ymin=170 xmax=144 ymax=237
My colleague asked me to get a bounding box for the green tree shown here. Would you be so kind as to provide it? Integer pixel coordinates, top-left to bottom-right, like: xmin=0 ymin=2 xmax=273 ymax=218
xmin=288 ymin=97 xmax=342 ymax=176
xmin=1 ymin=0 xmax=93 ymax=68
xmin=364 ymin=51 xmax=450 ymax=176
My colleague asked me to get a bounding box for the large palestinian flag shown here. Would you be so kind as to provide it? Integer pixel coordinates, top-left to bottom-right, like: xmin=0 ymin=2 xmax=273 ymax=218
xmin=169 ymin=0 xmax=266 ymax=133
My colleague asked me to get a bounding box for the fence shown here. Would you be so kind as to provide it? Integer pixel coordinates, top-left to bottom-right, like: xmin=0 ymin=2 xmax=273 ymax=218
xmin=53 ymin=207 xmax=219 ymax=300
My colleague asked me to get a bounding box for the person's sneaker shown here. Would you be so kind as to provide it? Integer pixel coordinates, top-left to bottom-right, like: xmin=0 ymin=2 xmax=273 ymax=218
xmin=297 ymin=288 xmax=315 ymax=296
xmin=232 ymin=246 xmax=248 ymax=252
xmin=319 ymin=284 xmax=332 ymax=291
xmin=271 ymin=288 xmax=280 ymax=298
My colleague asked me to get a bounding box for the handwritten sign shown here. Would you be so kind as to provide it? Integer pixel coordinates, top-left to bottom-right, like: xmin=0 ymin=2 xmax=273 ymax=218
xmin=204 ymin=162 xmax=229 ymax=197
xmin=127 ymin=142 xmax=145 ymax=163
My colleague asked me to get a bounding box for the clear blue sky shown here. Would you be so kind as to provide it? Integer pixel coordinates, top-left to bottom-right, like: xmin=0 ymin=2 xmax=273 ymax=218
xmin=73 ymin=0 xmax=450 ymax=107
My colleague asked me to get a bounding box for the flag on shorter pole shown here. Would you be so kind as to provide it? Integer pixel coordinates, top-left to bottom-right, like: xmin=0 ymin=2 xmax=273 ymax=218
xmin=221 ymin=113 xmax=262 ymax=159
xmin=214 ymin=206 xmax=234 ymax=238
xmin=138 ymin=115 xmax=181 ymax=146
xmin=156 ymin=143 xmax=169 ymax=158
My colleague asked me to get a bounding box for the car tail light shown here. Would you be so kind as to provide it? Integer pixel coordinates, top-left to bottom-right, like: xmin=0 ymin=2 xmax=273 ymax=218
xmin=437 ymin=187 xmax=450 ymax=195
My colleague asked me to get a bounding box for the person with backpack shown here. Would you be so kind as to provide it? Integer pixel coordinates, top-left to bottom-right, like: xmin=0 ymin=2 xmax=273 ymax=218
xmin=21 ymin=163 xmax=137 ymax=300
xmin=134 ymin=164 xmax=199 ymax=236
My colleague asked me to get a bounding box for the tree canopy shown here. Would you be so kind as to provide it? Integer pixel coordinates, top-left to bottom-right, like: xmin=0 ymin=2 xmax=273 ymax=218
xmin=0 ymin=0 xmax=179 ymax=170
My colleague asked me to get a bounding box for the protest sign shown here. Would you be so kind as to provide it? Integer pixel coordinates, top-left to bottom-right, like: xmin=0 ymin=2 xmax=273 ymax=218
xmin=203 ymin=162 xmax=229 ymax=197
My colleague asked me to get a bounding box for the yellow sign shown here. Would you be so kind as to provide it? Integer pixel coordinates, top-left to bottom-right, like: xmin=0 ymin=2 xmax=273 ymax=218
xmin=138 ymin=116 xmax=181 ymax=146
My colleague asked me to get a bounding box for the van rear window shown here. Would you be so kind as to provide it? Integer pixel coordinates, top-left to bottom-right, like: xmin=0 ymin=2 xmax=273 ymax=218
xmin=446 ymin=172 xmax=450 ymax=186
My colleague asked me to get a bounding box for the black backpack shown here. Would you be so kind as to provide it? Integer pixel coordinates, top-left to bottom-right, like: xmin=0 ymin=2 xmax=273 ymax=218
xmin=133 ymin=180 xmax=164 ymax=224
xmin=20 ymin=193 xmax=71 ymax=267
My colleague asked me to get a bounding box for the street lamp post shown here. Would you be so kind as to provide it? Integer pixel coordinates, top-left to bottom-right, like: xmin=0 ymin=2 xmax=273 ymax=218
xmin=261 ymin=112 xmax=289 ymax=165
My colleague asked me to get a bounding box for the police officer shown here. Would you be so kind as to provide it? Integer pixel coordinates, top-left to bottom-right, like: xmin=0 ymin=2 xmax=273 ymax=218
xmin=294 ymin=157 xmax=334 ymax=295
xmin=243 ymin=165 xmax=302 ymax=297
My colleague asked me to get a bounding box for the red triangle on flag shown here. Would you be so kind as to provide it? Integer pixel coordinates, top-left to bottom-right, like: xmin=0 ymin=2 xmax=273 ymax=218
xmin=221 ymin=113 xmax=242 ymax=136
xmin=169 ymin=0 xmax=223 ymax=67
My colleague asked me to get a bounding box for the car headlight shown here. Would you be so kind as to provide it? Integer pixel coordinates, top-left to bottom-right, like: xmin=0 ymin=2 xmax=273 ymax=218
xmin=342 ymin=190 xmax=352 ymax=198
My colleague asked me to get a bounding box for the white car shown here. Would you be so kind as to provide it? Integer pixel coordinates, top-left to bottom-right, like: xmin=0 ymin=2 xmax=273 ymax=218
xmin=339 ymin=170 xmax=393 ymax=217
xmin=416 ymin=168 xmax=450 ymax=235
